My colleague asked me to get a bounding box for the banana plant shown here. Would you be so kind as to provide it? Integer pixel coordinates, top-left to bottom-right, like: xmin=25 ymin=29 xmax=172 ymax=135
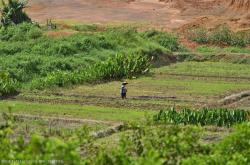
xmin=0 ymin=0 xmax=31 ymax=26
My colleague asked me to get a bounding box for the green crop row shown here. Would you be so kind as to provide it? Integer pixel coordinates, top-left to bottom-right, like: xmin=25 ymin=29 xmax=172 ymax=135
xmin=30 ymin=53 xmax=151 ymax=89
xmin=153 ymin=108 xmax=249 ymax=127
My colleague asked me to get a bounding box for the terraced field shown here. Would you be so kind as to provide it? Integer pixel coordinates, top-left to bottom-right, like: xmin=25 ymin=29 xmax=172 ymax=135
xmin=2 ymin=61 xmax=250 ymax=128
xmin=0 ymin=4 xmax=249 ymax=161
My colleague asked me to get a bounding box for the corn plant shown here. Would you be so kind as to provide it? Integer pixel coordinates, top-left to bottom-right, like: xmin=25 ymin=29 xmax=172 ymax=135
xmin=31 ymin=53 xmax=151 ymax=89
xmin=0 ymin=71 xmax=18 ymax=96
xmin=154 ymin=108 xmax=249 ymax=127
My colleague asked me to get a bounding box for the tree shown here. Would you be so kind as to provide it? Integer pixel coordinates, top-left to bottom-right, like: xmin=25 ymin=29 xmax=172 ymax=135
xmin=0 ymin=0 xmax=31 ymax=26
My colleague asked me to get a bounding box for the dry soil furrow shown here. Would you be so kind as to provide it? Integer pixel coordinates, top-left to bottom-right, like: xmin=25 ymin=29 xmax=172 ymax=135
xmin=12 ymin=113 xmax=118 ymax=126
xmin=218 ymin=90 xmax=250 ymax=106
xmin=8 ymin=93 xmax=205 ymax=110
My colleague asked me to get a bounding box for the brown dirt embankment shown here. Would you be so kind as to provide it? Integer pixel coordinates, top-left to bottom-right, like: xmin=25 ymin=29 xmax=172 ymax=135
xmin=228 ymin=0 xmax=250 ymax=11
xmin=25 ymin=0 xmax=250 ymax=30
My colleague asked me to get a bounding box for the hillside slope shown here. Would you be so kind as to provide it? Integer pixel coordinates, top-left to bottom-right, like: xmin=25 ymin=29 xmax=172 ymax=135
xmin=25 ymin=0 xmax=250 ymax=30
xmin=229 ymin=0 xmax=250 ymax=10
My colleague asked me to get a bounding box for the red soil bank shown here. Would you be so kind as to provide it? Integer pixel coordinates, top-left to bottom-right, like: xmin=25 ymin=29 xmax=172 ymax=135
xmin=25 ymin=0 xmax=250 ymax=30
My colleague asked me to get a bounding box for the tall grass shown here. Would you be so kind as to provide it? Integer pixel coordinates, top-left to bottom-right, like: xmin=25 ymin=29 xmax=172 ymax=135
xmin=188 ymin=25 xmax=249 ymax=47
xmin=142 ymin=30 xmax=180 ymax=51
xmin=196 ymin=45 xmax=250 ymax=54
xmin=0 ymin=23 xmax=180 ymax=91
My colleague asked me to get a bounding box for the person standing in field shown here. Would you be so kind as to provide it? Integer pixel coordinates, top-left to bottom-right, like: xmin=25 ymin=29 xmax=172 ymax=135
xmin=121 ymin=82 xmax=128 ymax=99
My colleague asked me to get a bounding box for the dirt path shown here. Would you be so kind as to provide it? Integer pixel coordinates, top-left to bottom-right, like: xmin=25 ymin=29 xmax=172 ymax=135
xmin=11 ymin=113 xmax=125 ymax=139
xmin=8 ymin=92 xmax=206 ymax=111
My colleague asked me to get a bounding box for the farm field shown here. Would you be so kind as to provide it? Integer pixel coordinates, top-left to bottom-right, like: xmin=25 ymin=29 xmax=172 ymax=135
xmin=1 ymin=25 xmax=250 ymax=164
xmin=1 ymin=1 xmax=250 ymax=164
xmin=10 ymin=61 xmax=250 ymax=110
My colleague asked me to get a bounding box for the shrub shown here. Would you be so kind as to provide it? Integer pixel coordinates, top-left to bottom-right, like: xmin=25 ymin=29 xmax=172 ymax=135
xmin=27 ymin=27 xmax=43 ymax=39
xmin=188 ymin=26 xmax=248 ymax=47
xmin=0 ymin=42 xmax=24 ymax=55
xmin=94 ymin=125 xmax=209 ymax=165
xmin=143 ymin=30 xmax=180 ymax=51
xmin=0 ymin=114 xmax=81 ymax=164
xmin=0 ymin=23 xmax=42 ymax=41
xmin=74 ymin=24 xmax=98 ymax=32
xmin=187 ymin=27 xmax=209 ymax=43
xmin=182 ymin=123 xmax=250 ymax=165
xmin=209 ymin=26 xmax=232 ymax=45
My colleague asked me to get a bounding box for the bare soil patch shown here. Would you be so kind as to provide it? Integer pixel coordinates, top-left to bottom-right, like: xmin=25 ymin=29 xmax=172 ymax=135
xmin=26 ymin=0 xmax=250 ymax=30
xmin=218 ymin=90 xmax=250 ymax=106
xmin=12 ymin=113 xmax=116 ymax=125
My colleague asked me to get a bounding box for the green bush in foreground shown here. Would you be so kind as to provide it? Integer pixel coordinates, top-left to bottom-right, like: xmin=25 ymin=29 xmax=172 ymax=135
xmin=1 ymin=112 xmax=250 ymax=165
xmin=182 ymin=123 xmax=250 ymax=165
xmin=0 ymin=116 xmax=81 ymax=165
xmin=94 ymin=122 xmax=250 ymax=165
xmin=0 ymin=71 xmax=18 ymax=96
xmin=94 ymin=125 xmax=208 ymax=165
xmin=154 ymin=108 xmax=249 ymax=127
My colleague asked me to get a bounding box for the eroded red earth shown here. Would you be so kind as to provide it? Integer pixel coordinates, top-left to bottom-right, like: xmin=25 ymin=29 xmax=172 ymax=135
xmin=26 ymin=0 xmax=250 ymax=30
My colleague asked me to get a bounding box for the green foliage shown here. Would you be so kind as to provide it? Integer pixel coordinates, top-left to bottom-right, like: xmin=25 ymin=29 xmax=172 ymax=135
xmin=154 ymin=108 xmax=249 ymax=127
xmin=196 ymin=45 xmax=221 ymax=53
xmin=0 ymin=23 xmax=174 ymax=90
xmin=31 ymin=53 xmax=151 ymax=89
xmin=0 ymin=23 xmax=42 ymax=41
xmin=142 ymin=30 xmax=180 ymax=51
xmin=74 ymin=24 xmax=98 ymax=32
xmin=0 ymin=71 xmax=18 ymax=96
xmin=0 ymin=0 xmax=31 ymax=26
xmin=182 ymin=123 xmax=250 ymax=165
xmin=0 ymin=113 xmax=81 ymax=165
xmin=188 ymin=26 xmax=249 ymax=47
xmin=187 ymin=27 xmax=209 ymax=44
xmin=1 ymin=111 xmax=250 ymax=165
xmin=196 ymin=45 xmax=250 ymax=54
xmin=93 ymin=125 xmax=209 ymax=165
xmin=94 ymin=122 xmax=250 ymax=165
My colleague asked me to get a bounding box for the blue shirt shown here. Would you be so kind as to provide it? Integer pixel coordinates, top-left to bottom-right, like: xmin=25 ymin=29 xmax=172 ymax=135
xmin=121 ymin=85 xmax=127 ymax=94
